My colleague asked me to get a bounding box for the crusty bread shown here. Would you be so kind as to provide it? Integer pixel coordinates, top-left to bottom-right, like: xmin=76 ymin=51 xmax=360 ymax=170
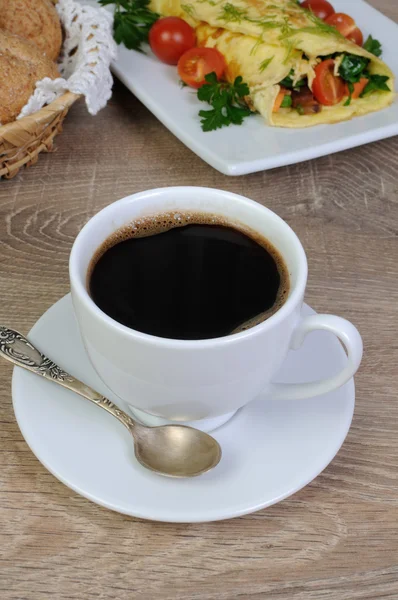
xmin=0 ymin=0 xmax=62 ymax=61
xmin=0 ymin=30 xmax=59 ymax=125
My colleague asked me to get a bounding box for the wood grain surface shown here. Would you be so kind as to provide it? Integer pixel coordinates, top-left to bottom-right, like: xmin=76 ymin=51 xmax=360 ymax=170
xmin=1 ymin=1 xmax=398 ymax=598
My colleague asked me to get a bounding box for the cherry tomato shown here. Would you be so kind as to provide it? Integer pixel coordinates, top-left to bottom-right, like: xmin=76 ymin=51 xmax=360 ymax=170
xmin=149 ymin=17 xmax=196 ymax=65
xmin=312 ymin=59 xmax=346 ymax=106
xmin=301 ymin=0 xmax=335 ymax=20
xmin=178 ymin=47 xmax=226 ymax=88
xmin=325 ymin=13 xmax=363 ymax=45
xmin=346 ymin=77 xmax=369 ymax=99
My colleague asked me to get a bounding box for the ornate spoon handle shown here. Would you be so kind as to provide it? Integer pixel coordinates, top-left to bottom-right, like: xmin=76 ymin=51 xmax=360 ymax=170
xmin=0 ymin=326 xmax=136 ymax=430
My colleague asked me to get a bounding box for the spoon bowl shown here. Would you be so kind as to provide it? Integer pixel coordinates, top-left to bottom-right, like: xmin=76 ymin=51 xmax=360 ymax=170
xmin=132 ymin=423 xmax=222 ymax=477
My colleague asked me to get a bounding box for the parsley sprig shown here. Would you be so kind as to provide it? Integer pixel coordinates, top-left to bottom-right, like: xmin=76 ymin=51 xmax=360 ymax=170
xmin=363 ymin=35 xmax=383 ymax=58
xmin=197 ymin=72 xmax=252 ymax=132
xmin=98 ymin=0 xmax=159 ymax=52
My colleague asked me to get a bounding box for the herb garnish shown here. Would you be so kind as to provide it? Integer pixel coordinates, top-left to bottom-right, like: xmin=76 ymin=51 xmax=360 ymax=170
xmin=363 ymin=35 xmax=383 ymax=58
xmin=247 ymin=19 xmax=284 ymax=31
xmin=98 ymin=0 xmax=159 ymax=52
xmin=250 ymin=37 xmax=264 ymax=56
xmin=181 ymin=3 xmax=196 ymax=18
xmin=280 ymin=10 xmax=344 ymax=40
xmin=218 ymin=3 xmax=247 ymax=23
xmin=197 ymin=72 xmax=252 ymax=132
xmin=283 ymin=40 xmax=295 ymax=64
xmin=259 ymin=56 xmax=274 ymax=72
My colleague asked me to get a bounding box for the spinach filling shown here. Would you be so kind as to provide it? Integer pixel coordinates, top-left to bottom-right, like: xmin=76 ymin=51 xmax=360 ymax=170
xmin=336 ymin=53 xmax=390 ymax=105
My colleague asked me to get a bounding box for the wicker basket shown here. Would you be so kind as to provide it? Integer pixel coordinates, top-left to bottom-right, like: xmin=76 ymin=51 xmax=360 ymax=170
xmin=0 ymin=0 xmax=115 ymax=179
xmin=0 ymin=91 xmax=80 ymax=179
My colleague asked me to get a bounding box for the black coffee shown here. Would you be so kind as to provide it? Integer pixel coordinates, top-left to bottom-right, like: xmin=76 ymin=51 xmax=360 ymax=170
xmin=88 ymin=213 xmax=289 ymax=340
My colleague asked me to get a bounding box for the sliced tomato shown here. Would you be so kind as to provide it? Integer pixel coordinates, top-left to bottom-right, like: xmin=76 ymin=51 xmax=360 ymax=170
xmin=312 ymin=59 xmax=346 ymax=106
xmin=300 ymin=0 xmax=335 ymax=20
xmin=178 ymin=47 xmax=226 ymax=88
xmin=325 ymin=13 xmax=363 ymax=45
xmin=149 ymin=17 xmax=196 ymax=65
xmin=346 ymin=77 xmax=369 ymax=99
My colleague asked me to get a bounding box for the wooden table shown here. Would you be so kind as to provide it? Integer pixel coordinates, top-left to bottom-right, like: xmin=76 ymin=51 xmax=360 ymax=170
xmin=1 ymin=1 xmax=398 ymax=597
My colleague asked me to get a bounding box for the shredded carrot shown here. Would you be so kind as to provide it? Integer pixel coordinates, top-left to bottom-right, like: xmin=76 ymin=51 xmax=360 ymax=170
xmin=273 ymin=88 xmax=287 ymax=112
xmin=347 ymin=77 xmax=369 ymax=99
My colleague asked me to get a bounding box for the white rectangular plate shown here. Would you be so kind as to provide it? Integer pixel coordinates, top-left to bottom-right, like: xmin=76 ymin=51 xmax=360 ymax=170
xmin=111 ymin=0 xmax=398 ymax=175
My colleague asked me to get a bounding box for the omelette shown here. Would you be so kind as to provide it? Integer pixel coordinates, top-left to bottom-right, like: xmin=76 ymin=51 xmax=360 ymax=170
xmin=149 ymin=0 xmax=395 ymax=127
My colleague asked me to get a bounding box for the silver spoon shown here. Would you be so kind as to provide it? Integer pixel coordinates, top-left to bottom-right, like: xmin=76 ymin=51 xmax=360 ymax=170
xmin=0 ymin=326 xmax=221 ymax=478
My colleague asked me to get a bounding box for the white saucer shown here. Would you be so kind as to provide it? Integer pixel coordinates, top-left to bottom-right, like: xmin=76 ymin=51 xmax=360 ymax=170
xmin=12 ymin=295 xmax=355 ymax=523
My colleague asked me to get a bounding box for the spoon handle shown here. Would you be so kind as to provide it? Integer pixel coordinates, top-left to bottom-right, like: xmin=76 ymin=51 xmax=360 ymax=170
xmin=0 ymin=326 xmax=136 ymax=431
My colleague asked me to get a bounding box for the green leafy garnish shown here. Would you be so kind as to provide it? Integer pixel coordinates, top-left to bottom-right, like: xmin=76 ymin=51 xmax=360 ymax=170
xmin=218 ymin=2 xmax=247 ymax=23
xmin=181 ymin=3 xmax=195 ymax=18
xmin=279 ymin=17 xmax=294 ymax=37
xmin=280 ymin=11 xmax=344 ymax=39
xmin=361 ymin=74 xmax=390 ymax=96
xmin=250 ymin=37 xmax=264 ymax=56
xmin=339 ymin=54 xmax=370 ymax=83
xmin=363 ymin=35 xmax=383 ymax=58
xmin=283 ymin=40 xmax=296 ymax=64
xmin=197 ymin=72 xmax=252 ymax=132
xmin=259 ymin=56 xmax=274 ymax=72
xmin=248 ymin=19 xmax=284 ymax=31
xmin=280 ymin=95 xmax=292 ymax=108
xmin=98 ymin=0 xmax=159 ymax=52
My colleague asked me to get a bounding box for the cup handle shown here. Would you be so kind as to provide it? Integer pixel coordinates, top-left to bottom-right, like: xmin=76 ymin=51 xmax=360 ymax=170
xmin=269 ymin=314 xmax=363 ymax=401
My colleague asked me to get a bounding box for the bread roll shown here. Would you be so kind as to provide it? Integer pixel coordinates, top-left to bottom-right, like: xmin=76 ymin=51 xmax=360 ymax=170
xmin=0 ymin=0 xmax=62 ymax=61
xmin=0 ymin=30 xmax=59 ymax=124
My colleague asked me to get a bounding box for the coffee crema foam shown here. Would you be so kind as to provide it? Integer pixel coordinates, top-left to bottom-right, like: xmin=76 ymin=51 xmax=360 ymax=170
xmin=88 ymin=211 xmax=290 ymax=335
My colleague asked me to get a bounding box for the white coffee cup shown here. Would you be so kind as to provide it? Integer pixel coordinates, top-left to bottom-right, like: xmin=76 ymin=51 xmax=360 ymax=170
xmin=70 ymin=187 xmax=363 ymax=431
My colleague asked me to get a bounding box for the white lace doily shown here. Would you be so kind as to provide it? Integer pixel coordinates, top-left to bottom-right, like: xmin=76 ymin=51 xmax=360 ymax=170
xmin=18 ymin=0 xmax=117 ymax=120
